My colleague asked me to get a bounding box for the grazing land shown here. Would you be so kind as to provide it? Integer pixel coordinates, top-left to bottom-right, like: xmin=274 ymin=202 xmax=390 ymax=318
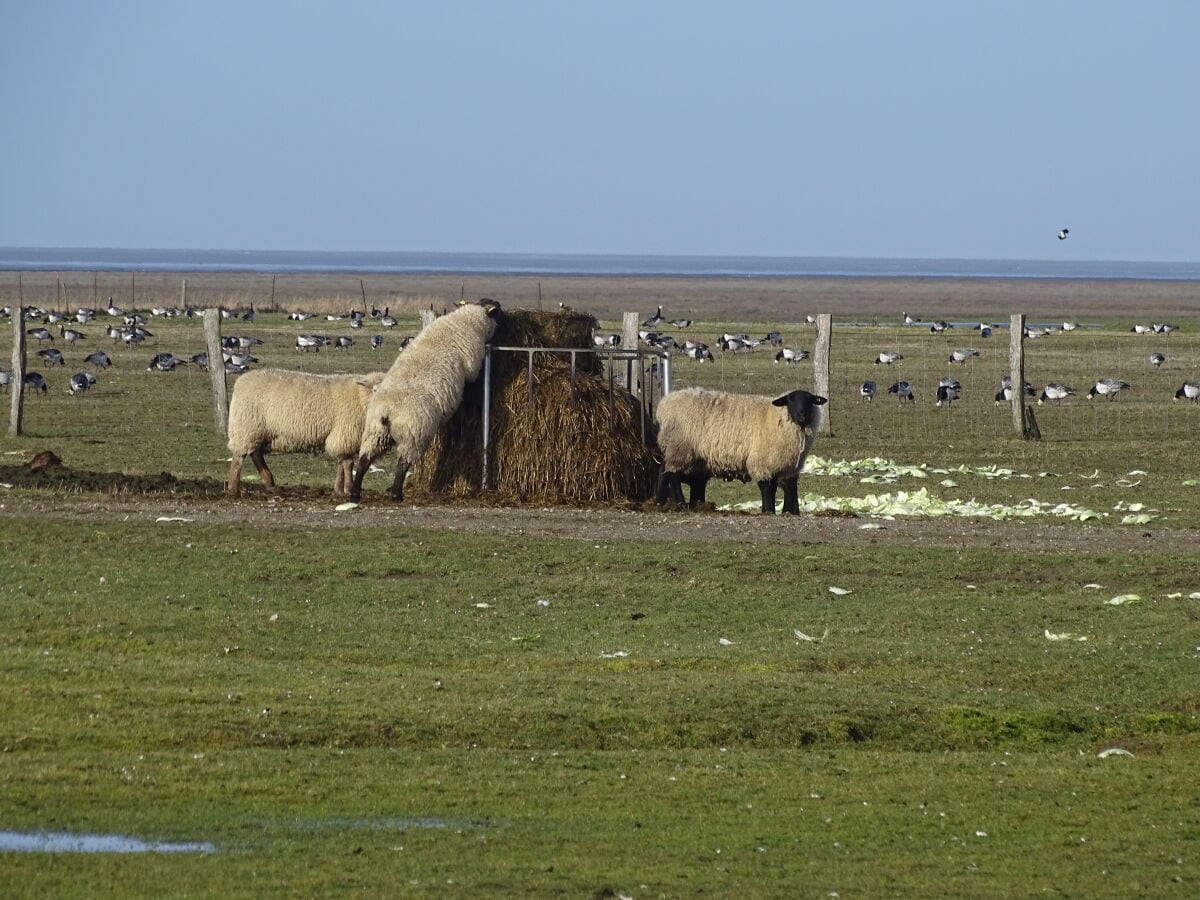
xmin=1 ymin=271 xmax=1199 ymax=896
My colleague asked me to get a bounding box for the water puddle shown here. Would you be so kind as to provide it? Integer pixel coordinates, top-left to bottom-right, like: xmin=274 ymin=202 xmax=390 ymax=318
xmin=0 ymin=830 xmax=216 ymax=854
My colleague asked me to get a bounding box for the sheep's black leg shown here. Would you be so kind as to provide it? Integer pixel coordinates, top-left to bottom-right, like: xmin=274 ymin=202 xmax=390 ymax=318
xmin=389 ymin=460 xmax=410 ymax=502
xmin=684 ymin=474 xmax=710 ymax=508
xmin=669 ymin=473 xmax=686 ymax=505
xmin=758 ymin=478 xmax=778 ymax=514
xmin=348 ymin=453 xmax=373 ymax=502
xmin=654 ymin=465 xmax=672 ymax=506
xmin=780 ymin=476 xmax=800 ymax=515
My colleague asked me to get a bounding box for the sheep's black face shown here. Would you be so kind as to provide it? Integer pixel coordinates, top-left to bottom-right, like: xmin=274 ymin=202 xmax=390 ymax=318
xmin=772 ymin=390 xmax=827 ymax=428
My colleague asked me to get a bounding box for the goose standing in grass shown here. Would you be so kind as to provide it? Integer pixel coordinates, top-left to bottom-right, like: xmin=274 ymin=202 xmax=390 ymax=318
xmin=1087 ymin=378 xmax=1131 ymax=400
xmin=1150 ymin=352 xmax=1166 ymax=367
xmin=26 ymin=326 xmax=54 ymax=343
xmin=148 ymin=352 xmax=188 ymax=372
xmin=36 ymin=348 xmax=65 ymax=366
xmin=296 ymin=335 xmax=323 ymax=353
xmin=887 ymin=381 xmax=915 ymax=402
xmin=929 ymin=320 xmax=951 ymax=334
xmin=670 ymin=318 xmax=692 ymax=329
xmin=334 ymin=336 xmax=354 ymax=351
xmin=860 ymin=380 xmax=876 ymax=401
xmin=59 ymin=326 xmax=86 ymax=344
xmin=874 ymin=351 xmax=903 ymax=365
xmin=106 ymin=299 xmax=124 ymax=317
xmin=1038 ymin=383 xmax=1075 ymax=404
xmin=75 ymin=308 xmax=96 ymax=323
xmin=948 ymin=348 xmax=980 ymax=364
xmin=775 ymin=347 xmax=808 ymax=363
xmin=24 ymin=372 xmax=48 ymax=394
xmin=1174 ymin=382 xmax=1200 ymax=402
xmin=903 ymin=312 xmax=919 ymax=325
xmin=85 ymin=348 xmax=112 ymax=369
xmin=683 ymin=345 xmax=714 ymax=362
xmin=642 ymin=305 xmax=664 ymax=328
xmin=1130 ymin=324 xmax=1152 ymax=334
xmin=69 ymin=372 xmax=96 ymax=395
xmin=935 ymin=384 xmax=960 ymax=407
xmin=0 ymin=369 xmax=11 ymax=391
xmin=379 ymin=308 xmax=397 ymax=329
xmin=1152 ymin=323 xmax=1179 ymax=334
xmin=370 ymin=335 xmax=385 ymax=351
xmin=1061 ymin=321 xmax=1078 ymax=331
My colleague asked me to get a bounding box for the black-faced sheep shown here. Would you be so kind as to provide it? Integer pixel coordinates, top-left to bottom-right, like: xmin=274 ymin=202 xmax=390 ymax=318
xmin=348 ymin=299 xmax=504 ymax=503
xmin=654 ymin=387 xmax=827 ymax=515
xmin=226 ymin=368 xmax=385 ymax=496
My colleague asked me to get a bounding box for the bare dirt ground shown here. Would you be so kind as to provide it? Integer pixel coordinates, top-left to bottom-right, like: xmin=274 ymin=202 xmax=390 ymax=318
xmin=4 ymin=490 xmax=1199 ymax=554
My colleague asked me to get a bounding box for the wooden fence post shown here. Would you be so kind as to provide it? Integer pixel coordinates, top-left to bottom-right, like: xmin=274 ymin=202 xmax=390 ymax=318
xmin=180 ymin=279 xmax=187 ymax=310
xmin=8 ymin=303 xmax=26 ymax=435
xmin=1009 ymin=313 xmax=1040 ymax=439
xmin=813 ymin=313 xmax=833 ymax=434
xmin=419 ymin=309 xmax=437 ymax=331
xmin=622 ymin=311 xmax=642 ymax=396
xmin=204 ymin=308 xmax=228 ymax=433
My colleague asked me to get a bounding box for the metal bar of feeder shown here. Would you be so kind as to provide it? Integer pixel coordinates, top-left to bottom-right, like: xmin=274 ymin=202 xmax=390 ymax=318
xmin=527 ymin=350 xmax=534 ymax=403
xmin=481 ymin=347 xmax=492 ymax=491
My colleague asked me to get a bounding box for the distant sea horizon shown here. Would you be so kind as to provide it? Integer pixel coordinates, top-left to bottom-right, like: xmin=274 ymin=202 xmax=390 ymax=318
xmin=3 ymin=246 xmax=1200 ymax=282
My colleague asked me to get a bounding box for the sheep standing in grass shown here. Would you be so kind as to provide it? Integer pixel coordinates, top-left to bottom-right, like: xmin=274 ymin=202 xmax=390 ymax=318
xmin=226 ymin=368 xmax=385 ymax=496
xmin=348 ymin=299 xmax=503 ymax=503
xmin=654 ymin=387 xmax=827 ymax=515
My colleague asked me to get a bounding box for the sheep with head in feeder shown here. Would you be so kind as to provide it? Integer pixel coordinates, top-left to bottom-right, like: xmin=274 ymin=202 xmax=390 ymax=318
xmin=348 ymin=299 xmax=504 ymax=503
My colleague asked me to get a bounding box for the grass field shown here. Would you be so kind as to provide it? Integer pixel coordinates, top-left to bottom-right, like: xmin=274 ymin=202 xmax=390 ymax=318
xmin=1 ymin=272 xmax=1199 ymax=896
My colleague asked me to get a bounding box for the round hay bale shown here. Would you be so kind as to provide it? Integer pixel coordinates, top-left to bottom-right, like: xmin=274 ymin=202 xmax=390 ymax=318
xmin=409 ymin=307 xmax=660 ymax=503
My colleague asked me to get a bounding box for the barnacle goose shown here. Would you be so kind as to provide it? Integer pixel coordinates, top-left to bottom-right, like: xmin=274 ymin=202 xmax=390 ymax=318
xmin=935 ymin=384 xmax=960 ymax=407
xmin=1038 ymin=383 xmax=1075 ymax=404
xmin=1087 ymin=379 xmax=1131 ymax=400
xmin=1174 ymin=382 xmax=1200 ymax=402
xmin=775 ymin=347 xmax=808 ymax=363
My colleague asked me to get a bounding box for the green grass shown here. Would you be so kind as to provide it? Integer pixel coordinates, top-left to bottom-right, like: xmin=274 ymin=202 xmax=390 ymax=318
xmin=2 ymin=303 xmax=1200 ymax=894
xmin=1 ymin=520 xmax=1198 ymax=895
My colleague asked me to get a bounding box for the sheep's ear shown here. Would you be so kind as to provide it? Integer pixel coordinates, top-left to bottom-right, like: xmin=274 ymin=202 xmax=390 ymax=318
xmin=479 ymin=298 xmax=502 ymax=317
xmin=771 ymin=392 xmax=792 ymax=407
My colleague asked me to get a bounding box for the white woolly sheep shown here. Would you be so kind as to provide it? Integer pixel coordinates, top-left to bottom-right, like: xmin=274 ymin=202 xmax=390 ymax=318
xmin=654 ymin=386 xmax=827 ymax=515
xmin=226 ymin=368 xmax=385 ymax=496
xmin=348 ymin=299 xmax=503 ymax=503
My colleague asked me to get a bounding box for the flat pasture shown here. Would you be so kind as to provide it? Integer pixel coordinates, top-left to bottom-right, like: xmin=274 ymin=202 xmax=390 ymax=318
xmin=1 ymin=271 xmax=1199 ymax=896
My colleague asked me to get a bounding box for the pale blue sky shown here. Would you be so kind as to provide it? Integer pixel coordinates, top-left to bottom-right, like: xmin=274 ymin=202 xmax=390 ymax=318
xmin=2 ymin=1 xmax=1197 ymax=261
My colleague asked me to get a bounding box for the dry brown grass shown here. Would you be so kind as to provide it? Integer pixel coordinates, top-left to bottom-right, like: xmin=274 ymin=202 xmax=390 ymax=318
xmin=409 ymin=308 xmax=659 ymax=503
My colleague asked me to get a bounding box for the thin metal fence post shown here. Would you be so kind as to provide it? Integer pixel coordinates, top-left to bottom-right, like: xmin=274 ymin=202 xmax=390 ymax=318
xmin=481 ymin=347 xmax=492 ymax=491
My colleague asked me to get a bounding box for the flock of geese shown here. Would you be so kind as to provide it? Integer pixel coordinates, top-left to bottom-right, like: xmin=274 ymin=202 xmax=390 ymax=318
xmin=626 ymin=306 xmax=1200 ymax=409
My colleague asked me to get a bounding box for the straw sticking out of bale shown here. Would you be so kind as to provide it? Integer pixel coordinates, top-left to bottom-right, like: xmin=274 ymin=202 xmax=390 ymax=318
xmin=408 ymin=308 xmax=660 ymax=504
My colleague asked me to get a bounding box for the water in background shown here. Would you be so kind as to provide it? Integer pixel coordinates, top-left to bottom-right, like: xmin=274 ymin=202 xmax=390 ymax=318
xmin=2 ymin=247 xmax=1200 ymax=281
